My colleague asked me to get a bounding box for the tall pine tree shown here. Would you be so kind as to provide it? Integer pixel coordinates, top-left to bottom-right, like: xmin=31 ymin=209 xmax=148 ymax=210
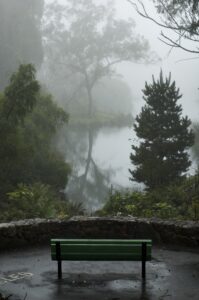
xmin=129 ymin=71 xmax=194 ymax=189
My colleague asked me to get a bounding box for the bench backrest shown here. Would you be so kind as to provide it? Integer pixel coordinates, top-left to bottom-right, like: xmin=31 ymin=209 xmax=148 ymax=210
xmin=51 ymin=239 xmax=152 ymax=261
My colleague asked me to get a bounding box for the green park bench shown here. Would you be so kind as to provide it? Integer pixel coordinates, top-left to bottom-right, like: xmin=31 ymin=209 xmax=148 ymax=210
xmin=51 ymin=239 xmax=152 ymax=280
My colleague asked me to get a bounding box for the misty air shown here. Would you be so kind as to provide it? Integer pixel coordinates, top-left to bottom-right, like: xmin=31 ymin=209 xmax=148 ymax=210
xmin=0 ymin=1 xmax=198 ymax=300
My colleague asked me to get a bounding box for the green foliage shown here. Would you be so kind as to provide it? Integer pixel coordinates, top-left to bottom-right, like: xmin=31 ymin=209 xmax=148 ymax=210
xmin=98 ymin=174 xmax=199 ymax=220
xmin=191 ymin=122 xmax=199 ymax=164
xmin=99 ymin=190 xmax=177 ymax=219
xmin=19 ymin=93 xmax=70 ymax=190
xmin=66 ymin=201 xmax=86 ymax=217
xmin=0 ymin=64 xmax=41 ymax=199
xmin=0 ymin=64 xmax=71 ymax=216
xmin=0 ymin=182 xmax=86 ymax=222
xmin=5 ymin=183 xmax=59 ymax=220
xmin=129 ymin=71 xmax=194 ymax=189
xmin=3 ymin=64 xmax=40 ymax=123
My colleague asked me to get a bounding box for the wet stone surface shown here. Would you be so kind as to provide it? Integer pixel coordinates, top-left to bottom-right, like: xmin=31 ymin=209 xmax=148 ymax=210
xmin=0 ymin=246 xmax=198 ymax=300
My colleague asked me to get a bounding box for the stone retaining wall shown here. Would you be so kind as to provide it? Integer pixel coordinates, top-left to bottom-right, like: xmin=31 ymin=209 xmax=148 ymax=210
xmin=0 ymin=217 xmax=198 ymax=251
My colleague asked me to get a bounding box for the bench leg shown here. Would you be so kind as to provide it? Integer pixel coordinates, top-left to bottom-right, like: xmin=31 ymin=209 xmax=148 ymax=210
xmin=142 ymin=259 xmax=146 ymax=279
xmin=58 ymin=260 xmax=62 ymax=279
xmin=142 ymin=242 xmax=147 ymax=280
xmin=56 ymin=241 xmax=62 ymax=279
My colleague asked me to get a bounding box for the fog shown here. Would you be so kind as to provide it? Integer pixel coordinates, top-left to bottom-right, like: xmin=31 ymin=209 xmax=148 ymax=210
xmin=44 ymin=0 xmax=199 ymax=209
xmin=115 ymin=0 xmax=199 ymax=119
xmin=45 ymin=0 xmax=199 ymax=117
xmin=0 ymin=0 xmax=199 ymax=218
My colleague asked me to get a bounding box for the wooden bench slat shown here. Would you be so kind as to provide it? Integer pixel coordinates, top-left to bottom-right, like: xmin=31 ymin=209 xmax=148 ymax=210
xmin=51 ymin=250 xmax=151 ymax=258
xmin=51 ymin=253 xmax=151 ymax=261
xmin=51 ymin=250 xmax=151 ymax=256
xmin=51 ymin=239 xmax=152 ymax=244
xmin=51 ymin=244 xmax=152 ymax=250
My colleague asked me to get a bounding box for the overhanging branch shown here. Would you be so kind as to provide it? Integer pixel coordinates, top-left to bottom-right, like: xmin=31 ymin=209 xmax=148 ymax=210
xmin=126 ymin=0 xmax=185 ymax=31
xmin=126 ymin=0 xmax=199 ymax=54
xmin=160 ymin=31 xmax=199 ymax=54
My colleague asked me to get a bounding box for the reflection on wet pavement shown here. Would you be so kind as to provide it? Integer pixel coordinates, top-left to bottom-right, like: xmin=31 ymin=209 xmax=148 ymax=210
xmin=0 ymin=246 xmax=198 ymax=300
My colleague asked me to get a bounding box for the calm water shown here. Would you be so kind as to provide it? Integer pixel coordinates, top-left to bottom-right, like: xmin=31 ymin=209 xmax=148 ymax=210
xmin=64 ymin=126 xmax=140 ymax=211
xmin=93 ymin=126 xmax=135 ymax=189
xmin=64 ymin=124 xmax=196 ymax=211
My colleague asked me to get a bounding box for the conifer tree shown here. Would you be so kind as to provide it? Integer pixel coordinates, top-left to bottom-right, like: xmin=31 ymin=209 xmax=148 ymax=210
xmin=129 ymin=71 xmax=194 ymax=189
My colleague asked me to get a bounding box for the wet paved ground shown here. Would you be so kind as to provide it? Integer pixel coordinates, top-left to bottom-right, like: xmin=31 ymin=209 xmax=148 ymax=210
xmin=0 ymin=246 xmax=198 ymax=300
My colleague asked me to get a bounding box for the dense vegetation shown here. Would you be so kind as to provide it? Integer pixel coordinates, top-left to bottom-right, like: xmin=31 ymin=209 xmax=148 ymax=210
xmin=0 ymin=64 xmax=71 ymax=221
xmin=0 ymin=66 xmax=198 ymax=221
xmin=0 ymin=0 xmax=198 ymax=223
xmin=97 ymin=174 xmax=199 ymax=220
xmin=0 ymin=0 xmax=153 ymax=216
xmin=98 ymin=72 xmax=198 ymax=221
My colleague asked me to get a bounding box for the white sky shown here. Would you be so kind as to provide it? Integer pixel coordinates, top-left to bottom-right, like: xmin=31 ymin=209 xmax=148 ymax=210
xmin=44 ymin=0 xmax=199 ymax=186
xmin=114 ymin=0 xmax=199 ymax=120
xmin=45 ymin=0 xmax=199 ymax=120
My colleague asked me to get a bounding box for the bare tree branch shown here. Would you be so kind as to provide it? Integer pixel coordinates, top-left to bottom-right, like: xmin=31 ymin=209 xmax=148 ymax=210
xmin=126 ymin=0 xmax=199 ymax=54
xmin=160 ymin=31 xmax=199 ymax=53
xmin=126 ymin=0 xmax=185 ymax=31
xmin=175 ymin=56 xmax=199 ymax=63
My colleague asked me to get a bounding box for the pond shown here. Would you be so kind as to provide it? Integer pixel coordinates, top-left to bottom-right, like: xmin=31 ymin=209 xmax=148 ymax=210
xmin=62 ymin=125 xmax=138 ymax=212
xmin=93 ymin=126 xmax=135 ymax=188
xmin=62 ymin=123 xmax=196 ymax=212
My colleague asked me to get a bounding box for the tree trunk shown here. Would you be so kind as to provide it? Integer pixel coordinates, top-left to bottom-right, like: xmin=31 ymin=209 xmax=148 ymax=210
xmin=79 ymin=127 xmax=93 ymax=193
xmin=84 ymin=71 xmax=93 ymax=118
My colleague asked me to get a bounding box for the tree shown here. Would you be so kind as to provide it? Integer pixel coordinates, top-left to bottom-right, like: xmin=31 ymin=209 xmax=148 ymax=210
xmin=192 ymin=122 xmax=199 ymax=164
xmin=129 ymin=71 xmax=194 ymax=189
xmin=0 ymin=64 xmax=40 ymax=200
xmin=21 ymin=92 xmax=70 ymax=191
xmin=2 ymin=64 xmax=40 ymax=123
xmin=0 ymin=0 xmax=44 ymax=90
xmin=43 ymin=0 xmax=153 ymax=117
xmin=0 ymin=64 xmax=70 ymax=204
xmin=127 ymin=0 xmax=199 ymax=54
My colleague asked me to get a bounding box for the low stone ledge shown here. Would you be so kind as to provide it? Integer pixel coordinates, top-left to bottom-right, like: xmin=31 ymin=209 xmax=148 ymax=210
xmin=0 ymin=217 xmax=198 ymax=251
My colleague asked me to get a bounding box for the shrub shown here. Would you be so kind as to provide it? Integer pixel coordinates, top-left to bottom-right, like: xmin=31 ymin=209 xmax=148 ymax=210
xmin=4 ymin=183 xmax=62 ymax=221
xmin=98 ymin=174 xmax=199 ymax=220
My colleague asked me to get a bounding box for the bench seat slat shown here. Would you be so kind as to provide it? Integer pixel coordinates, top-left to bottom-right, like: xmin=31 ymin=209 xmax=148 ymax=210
xmin=51 ymin=244 xmax=152 ymax=251
xmin=51 ymin=239 xmax=152 ymax=245
xmin=51 ymin=251 xmax=151 ymax=257
xmin=51 ymin=245 xmax=151 ymax=258
xmin=51 ymin=253 xmax=151 ymax=261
